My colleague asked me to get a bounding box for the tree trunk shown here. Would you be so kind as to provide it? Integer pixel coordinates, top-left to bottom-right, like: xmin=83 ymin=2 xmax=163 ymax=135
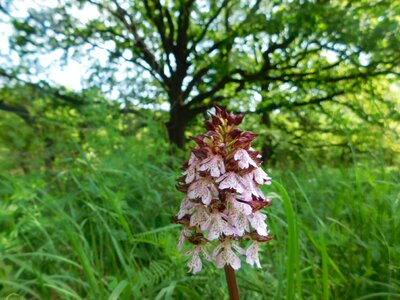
xmin=166 ymin=103 xmax=191 ymax=148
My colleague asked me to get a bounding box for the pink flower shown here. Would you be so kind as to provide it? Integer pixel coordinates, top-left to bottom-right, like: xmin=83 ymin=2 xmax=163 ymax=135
xmin=178 ymin=229 xmax=192 ymax=251
xmin=250 ymin=168 xmax=272 ymax=185
xmin=198 ymin=154 xmax=226 ymax=177
xmin=200 ymin=211 xmax=235 ymax=241
xmin=241 ymin=173 xmax=266 ymax=200
xmin=183 ymin=153 xmax=202 ymax=183
xmin=225 ymin=194 xmax=252 ymax=235
xmin=185 ymin=245 xmax=211 ymax=274
xmin=188 ymin=152 xmax=199 ymax=165
xmin=177 ymin=197 xmax=197 ymax=219
xmin=174 ymin=107 xmax=273 ymax=273
xmin=216 ymin=172 xmax=246 ymax=193
xmin=189 ymin=206 xmax=210 ymax=228
xmin=226 ymin=194 xmax=252 ymax=215
xmin=188 ymin=177 xmax=218 ymax=205
xmin=213 ymin=240 xmax=244 ymax=270
xmin=234 ymin=148 xmax=258 ymax=169
xmin=249 ymin=212 xmax=268 ymax=236
xmin=246 ymin=241 xmax=261 ymax=268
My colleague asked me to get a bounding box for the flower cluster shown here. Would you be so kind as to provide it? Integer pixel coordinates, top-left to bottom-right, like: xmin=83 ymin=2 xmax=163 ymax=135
xmin=174 ymin=107 xmax=272 ymax=274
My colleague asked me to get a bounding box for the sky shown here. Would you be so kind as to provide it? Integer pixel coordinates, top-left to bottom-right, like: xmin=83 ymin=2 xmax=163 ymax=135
xmin=0 ymin=0 xmax=100 ymax=91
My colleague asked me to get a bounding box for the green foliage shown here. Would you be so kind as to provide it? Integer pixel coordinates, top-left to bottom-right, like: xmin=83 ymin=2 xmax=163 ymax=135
xmin=0 ymin=108 xmax=399 ymax=298
xmin=0 ymin=1 xmax=399 ymax=297
xmin=2 ymin=0 xmax=400 ymax=149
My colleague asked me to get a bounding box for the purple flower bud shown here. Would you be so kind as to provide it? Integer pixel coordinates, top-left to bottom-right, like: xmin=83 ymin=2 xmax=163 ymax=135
xmin=204 ymin=120 xmax=215 ymax=131
xmin=211 ymin=114 xmax=222 ymax=126
xmin=215 ymin=106 xmax=223 ymax=115
xmin=229 ymin=128 xmax=242 ymax=139
xmin=233 ymin=113 xmax=245 ymax=125
xmin=192 ymin=148 xmax=209 ymax=160
xmin=250 ymin=231 xmax=273 ymax=243
xmin=227 ymin=112 xmax=235 ymax=125
xmin=220 ymin=108 xmax=228 ymax=119
xmin=191 ymin=135 xmax=208 ymax=147
xmin=249 ymin=199 xmax=272 ymax=212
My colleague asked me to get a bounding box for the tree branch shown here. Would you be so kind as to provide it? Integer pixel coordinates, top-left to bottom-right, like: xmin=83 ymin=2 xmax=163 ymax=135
xmin=259 ymin=91 xmax=347 ymax=112
xmin=143 ymin=0 xmax=175 ymax=75
xmin=0 ymin=99 xmax=34 ymax=125
xmin=0 ymin=70 xmax=84 ymax=105
xmin=172 ymin=0 xmax=195 ymax=86
xmin=186 ymin=0 xmax=263 ymax=95
xmin=188 ymin=74 xmax=239 ymax=105
xmin=87 ymin=0 xmax=168 ymax=83
xmin=189 ymin=0 xmax=230 ymax=53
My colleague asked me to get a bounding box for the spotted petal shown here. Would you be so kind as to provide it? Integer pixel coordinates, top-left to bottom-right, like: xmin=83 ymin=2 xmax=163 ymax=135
xmin=177 ymin=197 xmax=197 ymax=219
xmin=201 ymin=212 xmax=235 ymax=241
xmin=216 ymin=172 xmax=246 ymax=193
xmin=234 ymin=149 xmax=258 ymax=169
xmin=215 ymin=243 xmax=241 ymax=270
xmin=225 ymin=194 xmax=251 ymax=236
xmin=251 ymin=167 xmax=272 ymax=185
xmin=188 ymin=177 xmax=218 ymax=205
xmin=249 ymin=212 xmax=268 ymax=236
xmin=178 ymin=229 xmax=191 ymax=251
xmin=186 ymin=249 xmax=202 ymax=274
xmin=242 ymin=173 xmax=266 ymax=199
xmin=198 ymin=154 xmax=226 ymax=177
xmin=246 ymin=241 xmax=261 ymax=268
xmin=190 ymin=206 xmax=210 ymax=227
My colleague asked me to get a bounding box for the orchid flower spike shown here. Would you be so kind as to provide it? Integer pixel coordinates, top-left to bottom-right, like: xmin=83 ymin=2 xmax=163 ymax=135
xmin=174 ymin=107 xmax=272 ymax=274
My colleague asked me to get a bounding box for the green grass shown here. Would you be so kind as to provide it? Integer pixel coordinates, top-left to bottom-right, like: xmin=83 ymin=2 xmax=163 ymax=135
xmin=0 ymin=135 xmax=399 ymax=299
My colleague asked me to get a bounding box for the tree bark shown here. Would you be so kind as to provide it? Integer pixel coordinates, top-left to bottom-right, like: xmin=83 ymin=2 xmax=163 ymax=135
xmin=166 ymin=102 xmax=191 ymax=148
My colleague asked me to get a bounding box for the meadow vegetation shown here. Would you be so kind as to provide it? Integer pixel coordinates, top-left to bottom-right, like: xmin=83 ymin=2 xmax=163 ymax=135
xmin=1 ymin=117 xmax=399 ymax=299
xmin=1 ymin=0 xmax=400 ymax=298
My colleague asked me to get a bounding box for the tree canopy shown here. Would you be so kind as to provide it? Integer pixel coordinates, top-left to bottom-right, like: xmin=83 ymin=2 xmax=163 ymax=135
xmin=0 ymin=0 xmax=399 ymax=159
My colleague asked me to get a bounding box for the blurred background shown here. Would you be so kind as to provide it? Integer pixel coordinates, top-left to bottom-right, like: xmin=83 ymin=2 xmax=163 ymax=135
xmin=0 ymin=0 xmax=399 ymax=299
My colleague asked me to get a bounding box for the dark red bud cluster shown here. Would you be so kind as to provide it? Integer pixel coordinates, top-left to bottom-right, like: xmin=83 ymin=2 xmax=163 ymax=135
xmin=187 ymin=233 xmax=207 ymax=245
xmin=229 ymin=128 xmax=242 ymax=139
xmin=204 ymin=106 xmax=245 ymax=131
xmin=177 ymin=107 xmax=265 ymax=194
xmin=214 ymin=106 xmax=245 ymax=125
xmin=192 ymin=148 xmax=209 ymax=160
xmin=250 ymin=231 xmax=273 ymax=243
xmin=173 ymin=215 xmax=190 ymax=226
xmin=248 ymin=199 xmax=272 ymax=212
xmin=233 ymin=131 xmax=257 ymax=149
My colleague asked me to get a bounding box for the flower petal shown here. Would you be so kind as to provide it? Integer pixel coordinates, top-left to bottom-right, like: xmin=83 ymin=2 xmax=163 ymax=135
xmin=228 ymin=248 xmax=241 ymax=270
xmin=249 ymin=212 xmax=268 ymax=236
xmin=246 ymin=241 xmax=261 ymax=268
xmin=216 ymin=172 xmax=246 ymax=193
xmin=234 ymin=149 xmax=258 ymax=169
xmin=188 ymin=177 xmax=218 ymax=205
xmin=198 ymin=154 xmax=226 ymax=177
xmin=187 ymin=251 xmax=202 ymax=274
xmin=251 ymin=167 xmax=272 ymax=185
